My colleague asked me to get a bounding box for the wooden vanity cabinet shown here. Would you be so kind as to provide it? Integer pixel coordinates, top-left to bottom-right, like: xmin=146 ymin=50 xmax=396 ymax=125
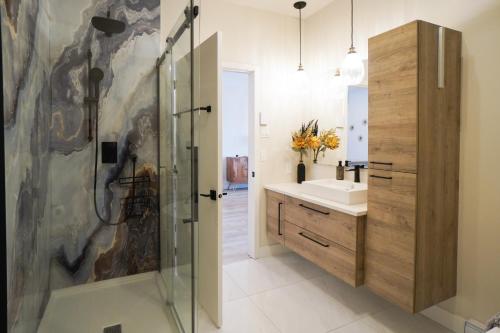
xmin=366 ymin=20 xmax=461 ymax=313
xmin=265 ymin=190 xmax=365 ymax=287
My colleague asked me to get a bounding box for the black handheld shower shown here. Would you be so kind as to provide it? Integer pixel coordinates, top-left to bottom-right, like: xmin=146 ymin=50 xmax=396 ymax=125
xmin=87 ymin=8 xmax=127 ymax=226
xmin=89 ymin=67 xmax=104 ymax=98
xmin=89 ymin=67 xmax=104 ymax=82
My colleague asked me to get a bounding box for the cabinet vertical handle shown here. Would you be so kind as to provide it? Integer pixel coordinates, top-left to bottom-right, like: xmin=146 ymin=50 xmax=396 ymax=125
xmin=278 ymin=202 xmax=283 ymax=236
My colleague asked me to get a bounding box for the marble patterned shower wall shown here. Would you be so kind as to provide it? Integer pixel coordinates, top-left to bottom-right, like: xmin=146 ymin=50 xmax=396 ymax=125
xmin=2 ymin=0 xmax=52 ymax=331
xmin=2 ymin=0 xmax=161 ymax=331
xmin=48 ymin=0 xmax=161 ymax=289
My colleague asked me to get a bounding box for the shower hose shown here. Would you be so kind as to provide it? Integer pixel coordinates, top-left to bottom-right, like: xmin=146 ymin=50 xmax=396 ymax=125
xmin=93 ymin=101 xmax=125 ymax=226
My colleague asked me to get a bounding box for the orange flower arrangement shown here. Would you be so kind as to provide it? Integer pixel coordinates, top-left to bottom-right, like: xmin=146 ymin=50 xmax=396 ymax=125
xmin=291 ymin=120 xmax=340 ymax=163
xmin=316 ymin=129 xmax=340 ymax=162
xmin=291 ymin=120 xmax=315 ymax=162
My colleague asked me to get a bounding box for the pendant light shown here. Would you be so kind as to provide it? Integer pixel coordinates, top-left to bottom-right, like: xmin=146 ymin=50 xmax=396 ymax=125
xmin=294 ymin=1 xmax=307 ymax=71
xmin=341 ymin=0 xmax=364 ymax=85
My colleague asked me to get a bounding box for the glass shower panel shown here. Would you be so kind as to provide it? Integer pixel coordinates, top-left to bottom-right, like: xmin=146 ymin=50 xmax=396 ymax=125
xmin=158 ymin=49 xmax=175 ymax=306
xmin=158 ymin=2 xmax=196 ymax=332
xmin=172 ymin=30 xmax=194 ymax=333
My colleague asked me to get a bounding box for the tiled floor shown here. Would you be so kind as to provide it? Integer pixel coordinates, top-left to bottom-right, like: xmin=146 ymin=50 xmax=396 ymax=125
xmin=223 ymin=189 xmax=249 ymax=264
xmin=199 ymin=252 xmax=453 ymax=333
xmin=37 ymin=251 xmax=454 ymax=333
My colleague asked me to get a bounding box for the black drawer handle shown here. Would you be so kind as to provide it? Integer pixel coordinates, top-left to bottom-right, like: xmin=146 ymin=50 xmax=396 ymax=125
xmin=299 ymin=204 xmax=330 ymax=215
xmin=299 ymin=232 xmax=330 ymax=248
xmin=278 ymin=202 xmax=283 ymax=236
xmin=370 ymin=175 xmax=393 ymax=180
xmin=370 ymin=161 xmax=393 ymax=165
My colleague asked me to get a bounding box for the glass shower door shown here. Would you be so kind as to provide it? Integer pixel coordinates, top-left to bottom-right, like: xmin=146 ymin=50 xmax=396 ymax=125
xmin=158 ymin=2 xmax=196 ymax=332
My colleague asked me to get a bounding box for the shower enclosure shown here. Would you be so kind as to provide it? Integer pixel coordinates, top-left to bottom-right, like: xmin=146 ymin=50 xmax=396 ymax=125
xmin=1 ymin=0 xmax=223 ymax=331
xmin=157 ymin=2 xmax=199 ymax=332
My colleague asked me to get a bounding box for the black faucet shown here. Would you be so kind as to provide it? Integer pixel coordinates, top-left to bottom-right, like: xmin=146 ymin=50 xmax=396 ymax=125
xmin=347 ymin=165 xmax=363 ymax=183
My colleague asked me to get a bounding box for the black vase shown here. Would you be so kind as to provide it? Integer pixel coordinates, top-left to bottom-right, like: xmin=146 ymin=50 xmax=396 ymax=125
xmin=297 ymin=161 xmax=306 ymax=184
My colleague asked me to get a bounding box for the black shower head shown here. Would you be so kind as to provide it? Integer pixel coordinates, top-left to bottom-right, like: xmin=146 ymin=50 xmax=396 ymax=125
xmin=90 ymin=67 xmax=104 ymax=82
xmin=91 ymin=8 xmax=125 ymax=37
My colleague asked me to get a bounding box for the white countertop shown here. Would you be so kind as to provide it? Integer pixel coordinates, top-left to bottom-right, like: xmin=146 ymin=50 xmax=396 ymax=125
xmin=264 ymin=182 xmax=367 ymax=217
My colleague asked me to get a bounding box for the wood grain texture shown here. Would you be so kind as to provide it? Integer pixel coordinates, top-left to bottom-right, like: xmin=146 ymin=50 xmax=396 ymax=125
xmin=414 ymin=21 xmax=462 ymax=312
xmin=365 ymin=169 xmax=417 ymax=306
xmin=265 ymin=189 xmax=285 ymax=245
xmin=366 ymin=20 xmax=461 ymax=313
xmin=226 ymin=156 xmax=248 ymax=184
xmin=284 ymin=195 xmax=358 ymax=251
xmin=284 ymin=221 xmax=359 ymax=287
xmin=355 ymin=216 xmax=366 ymax=287
xmin=368 ymin=21 xmax=418 ymax=173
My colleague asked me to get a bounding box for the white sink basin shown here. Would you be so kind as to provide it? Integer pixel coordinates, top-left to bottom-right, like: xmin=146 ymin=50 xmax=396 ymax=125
xmin=300 ymin=179 xmax=367 ymax=205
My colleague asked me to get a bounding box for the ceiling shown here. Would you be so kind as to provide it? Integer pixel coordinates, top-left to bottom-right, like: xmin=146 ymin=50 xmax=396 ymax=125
xmin=222 ymin=0 xmax=337 ymax=18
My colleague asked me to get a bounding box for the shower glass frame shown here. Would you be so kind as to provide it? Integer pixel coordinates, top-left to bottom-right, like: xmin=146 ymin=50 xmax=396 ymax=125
xmin=157 ymin=1 xmax=199 ymax=332
xmin=1 ymin=23 xmax=8 ymax=333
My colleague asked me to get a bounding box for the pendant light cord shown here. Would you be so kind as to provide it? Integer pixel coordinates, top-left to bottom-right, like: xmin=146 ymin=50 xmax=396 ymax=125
xmin=350 ymin=0 xmax=354 ymax=49
xmin=299 ymin=8 xmax=302 ymax=66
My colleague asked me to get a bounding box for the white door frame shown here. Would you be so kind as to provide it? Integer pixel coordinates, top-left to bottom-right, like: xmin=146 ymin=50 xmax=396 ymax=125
xmin=221 ymin=62 xmax=259 ymax=259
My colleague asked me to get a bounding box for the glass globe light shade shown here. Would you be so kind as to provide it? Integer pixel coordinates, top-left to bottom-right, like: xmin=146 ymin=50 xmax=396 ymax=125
xmin=341 ymin=48 xmax=364 ymax=85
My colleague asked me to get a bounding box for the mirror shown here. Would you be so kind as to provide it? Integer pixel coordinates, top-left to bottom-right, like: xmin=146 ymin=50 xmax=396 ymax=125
xmin=346 ymin=85 xmax=368 ymax=163
xmin=317 ymin=83 xmax=368 ymax=166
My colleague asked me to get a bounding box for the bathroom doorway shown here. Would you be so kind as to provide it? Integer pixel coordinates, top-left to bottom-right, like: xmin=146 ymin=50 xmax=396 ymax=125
xmin=221 ymin=69 xmax=255 ymax=265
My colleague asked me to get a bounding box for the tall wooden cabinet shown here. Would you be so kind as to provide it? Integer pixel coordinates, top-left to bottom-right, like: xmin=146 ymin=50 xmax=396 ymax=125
xmin=366 ymin=20 xmax=461 ymax=313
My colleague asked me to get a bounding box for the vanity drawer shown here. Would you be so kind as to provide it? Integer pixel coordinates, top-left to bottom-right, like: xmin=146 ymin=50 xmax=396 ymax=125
xmin=266 ymin=190 xmax=285 ymax=245
xmin=284 ymin=221 xmax=359 ymax=287
xmin=284 ymin=196 xmax=357 ymax=251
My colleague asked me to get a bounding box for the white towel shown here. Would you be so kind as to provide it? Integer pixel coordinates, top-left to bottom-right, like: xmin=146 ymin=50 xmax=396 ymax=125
xmin=487 ymin=328 xmax=500 ymax=333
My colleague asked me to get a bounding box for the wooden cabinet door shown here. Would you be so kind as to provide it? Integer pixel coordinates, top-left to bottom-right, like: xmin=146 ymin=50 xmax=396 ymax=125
xmin=266 ymin=190 xmax=284 ymax=245
xmin=368 ymin=22 xmax=418 ymax=173
xmin=226 ymin=156 xmax=248 ymax=184
xmin=365 ymin=169 xmax=417 ymax=312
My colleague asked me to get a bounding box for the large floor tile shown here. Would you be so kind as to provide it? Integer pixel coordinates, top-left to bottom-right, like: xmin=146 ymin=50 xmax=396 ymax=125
xmin=330 ymin=306 xmax=453 ymax=333
xmin=223 ymin=271 xmax=247 ymax=302
xmin=313 ymin=274 xmax=392 ymax=316
xmin=224 ymin=253 xmax=325 ymax=295
xmin=250 ymin=275 xmax=388 ymax=333
xmin=198 ymin=298 xmax=280 ymax=333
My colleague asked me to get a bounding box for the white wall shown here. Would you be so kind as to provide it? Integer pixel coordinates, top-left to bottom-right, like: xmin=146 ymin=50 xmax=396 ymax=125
xmin=303 ymin=0 xmax=500 ymax=324
xmin=222 ymin=71 xmax=249 ymax=157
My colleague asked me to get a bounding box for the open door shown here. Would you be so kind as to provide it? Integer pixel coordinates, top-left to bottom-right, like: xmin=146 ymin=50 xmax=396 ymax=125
xmin=195 ymin=32 xmax=223 ymax=328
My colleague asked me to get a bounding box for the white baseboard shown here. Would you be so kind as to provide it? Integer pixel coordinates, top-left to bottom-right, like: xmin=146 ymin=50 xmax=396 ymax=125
xmin=421 ymin=305 xmax=468 ymax=333
xmin=256 ymin=243 xmax=289 ymax=258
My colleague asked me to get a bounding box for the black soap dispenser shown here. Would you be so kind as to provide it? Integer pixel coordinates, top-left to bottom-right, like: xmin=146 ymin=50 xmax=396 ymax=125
xmin=336 ymin=161 xmax=344 ymax=180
